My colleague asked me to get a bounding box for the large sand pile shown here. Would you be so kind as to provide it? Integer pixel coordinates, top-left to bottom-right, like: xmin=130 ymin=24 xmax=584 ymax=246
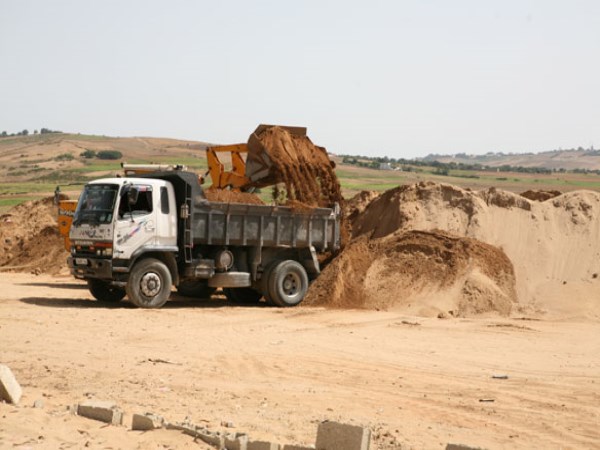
xmin=305 ymin=230 xmax=517 ymax=317
xmin=0 ymin=197 xmax=68 ymax=274
xmin=344 ymin=182 xmax=600 ymax=318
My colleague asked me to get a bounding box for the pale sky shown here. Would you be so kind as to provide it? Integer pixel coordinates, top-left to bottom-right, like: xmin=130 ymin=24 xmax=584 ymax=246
xmin=1 ymin=0 xmax=599 ymax=158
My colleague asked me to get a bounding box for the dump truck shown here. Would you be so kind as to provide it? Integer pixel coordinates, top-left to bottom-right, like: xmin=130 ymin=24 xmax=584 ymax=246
xmin=67 ymin=125 xmax=341 ymax=308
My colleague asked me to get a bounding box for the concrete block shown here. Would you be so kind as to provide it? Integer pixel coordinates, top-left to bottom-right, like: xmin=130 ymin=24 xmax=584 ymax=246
xmin=195 ymin=429 xmax=225 ymax=449
xmin=248 ymin=442 xmax=281 ymax=450
xmin=171 ymin=423 xmax=224 ymax=450
xmin=77 ymin=400 xmax=123 ymax=425
xmin=164 ymin=420 xmax=229 ymax=449
xmin=0 ymin=364 xmax=22 ymax=404
xmin=131 ymin=412 xmax=164 ymax=430
xmin=316 ymin=421 xmax=370 ymax=450
xmin=165 ymin=421 xmax=192 ymax=431
xmin=225 ymin=432 xmax=248 ymax=450
xmin=446 ymin=444 xmax=486 ymax=450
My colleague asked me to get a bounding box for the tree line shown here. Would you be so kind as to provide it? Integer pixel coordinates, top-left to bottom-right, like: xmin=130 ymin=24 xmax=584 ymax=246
xmin=1 ymin=128 xmax=62 ymax=137
xmin=341 ymin=155 xmax=600 ymax=175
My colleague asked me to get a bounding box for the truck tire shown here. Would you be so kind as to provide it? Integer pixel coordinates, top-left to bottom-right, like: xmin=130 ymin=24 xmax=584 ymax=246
xmin=260 ymin=261 xmax=279 ymax=306
xmin=224 ymin=288 xmax=262 ymax=304
xmin=177 ymin=281 xmax=216 ymax=299
xmin=88 ymin=279 xmax=126 ymax=302
xmin=126 ymin=258 xmax=172 ymax=308
xmin=267 ymin=260 xmax=309 ymax=307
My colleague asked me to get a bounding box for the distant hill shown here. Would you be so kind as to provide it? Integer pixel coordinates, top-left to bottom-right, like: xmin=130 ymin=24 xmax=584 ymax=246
xmin=0 ymin=133 xmax=210 ymax=183
xmin=421 ymin=148 xmax=600 ymax=171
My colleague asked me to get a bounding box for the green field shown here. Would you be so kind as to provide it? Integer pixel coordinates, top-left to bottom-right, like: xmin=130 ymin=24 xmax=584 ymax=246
xmin=335 ymin=164 xmax=600 ymax=198
xmin=0 ymin=196 xmax=43 ymax=210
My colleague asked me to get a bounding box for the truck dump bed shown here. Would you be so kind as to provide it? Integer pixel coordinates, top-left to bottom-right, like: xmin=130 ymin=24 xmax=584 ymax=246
xmin=192 ymin=200 xmax=340 ymax=252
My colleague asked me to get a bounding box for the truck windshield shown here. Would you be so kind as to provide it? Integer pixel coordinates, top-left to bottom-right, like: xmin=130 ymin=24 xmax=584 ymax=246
xmin=73 ymin=184 xmax=119 ymax=225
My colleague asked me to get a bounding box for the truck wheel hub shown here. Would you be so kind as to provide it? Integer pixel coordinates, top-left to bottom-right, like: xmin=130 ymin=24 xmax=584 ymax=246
xmin=141 ymin=273 xmax=161 ymax=297
xmin=282 ymin=273 xmax=299 ymax=296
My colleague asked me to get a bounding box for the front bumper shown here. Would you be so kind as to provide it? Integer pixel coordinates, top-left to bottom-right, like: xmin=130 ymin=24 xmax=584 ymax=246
xmin=68 ymin=256 xmax=113 ymax=280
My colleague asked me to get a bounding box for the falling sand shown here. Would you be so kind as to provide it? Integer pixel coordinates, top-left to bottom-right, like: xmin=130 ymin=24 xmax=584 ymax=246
xmin=252 ymin=126 xmax=343 ymax=208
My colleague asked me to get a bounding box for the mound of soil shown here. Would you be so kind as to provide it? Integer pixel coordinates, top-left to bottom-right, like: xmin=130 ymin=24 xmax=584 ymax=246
xmin=520 ymin=189 xmax=562 ymax=202
xmin=347 ymin=181 xmax=600 ymax=318
xmin=253 ymin=126 xmax=343 ymax=208
xmin=344 ymin=190 xmax=380 ymax=222
xmin=0 ymin=197 xmax=68 ymax=274
xmin=204 ymin=189 xmax=265 ymax=205
xmin=304 ymin=230 xmax=517 ymax=317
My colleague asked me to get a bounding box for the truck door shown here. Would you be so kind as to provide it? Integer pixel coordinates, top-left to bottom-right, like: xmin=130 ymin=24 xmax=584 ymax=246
xmin=113 ymin=184 xmax=157 ymax=260
xmin=155 ymin=185 xmax=177 ymax=247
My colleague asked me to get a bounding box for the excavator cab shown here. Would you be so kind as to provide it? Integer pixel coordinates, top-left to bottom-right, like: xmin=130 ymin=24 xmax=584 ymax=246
xmin=204 ymin=143 xmax=250 ymax=190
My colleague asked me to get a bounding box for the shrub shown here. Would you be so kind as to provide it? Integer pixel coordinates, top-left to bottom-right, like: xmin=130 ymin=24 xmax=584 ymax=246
xmin=80 ymin=149 xmax=96 ymax=159
xmin=55 ymin=153 xmax=74 ymax=161
xmin=96 ymin=150 xmax=123 ymax=160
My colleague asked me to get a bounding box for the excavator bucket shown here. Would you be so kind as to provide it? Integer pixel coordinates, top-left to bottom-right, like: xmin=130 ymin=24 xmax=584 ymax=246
xmin=245 ymin=124 xmax=307 ymax=187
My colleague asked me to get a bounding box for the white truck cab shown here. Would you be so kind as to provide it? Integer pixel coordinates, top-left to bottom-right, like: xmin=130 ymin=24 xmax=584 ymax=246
xmin=69 ymin=177 xmax=180 ymax=305
xmin=70 ymin=178 xmax=177 ymax=260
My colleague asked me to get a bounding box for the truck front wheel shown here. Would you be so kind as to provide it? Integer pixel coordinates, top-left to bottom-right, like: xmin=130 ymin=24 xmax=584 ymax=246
xmin=88 ymin=279 xmax=126 ymax=302
xmin=126 ymin=258 xmax=172 ymax=308
xmin=267 ymin=260 xmax=309 ymax=307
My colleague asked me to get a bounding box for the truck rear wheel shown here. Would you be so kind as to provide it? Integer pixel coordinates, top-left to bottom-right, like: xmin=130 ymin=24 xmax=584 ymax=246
xmin=88 ymin=279 xmax=126 ymax=302
xmin=177 ymin=281 xmax=216 ymax=299
xmin=267 ymin=260 xmax=309 ymax=307
xmin=126 ymin=258 xmax=172 ymax=308
xmin=224 ymin=288 xmax=262 ymax=304
xmin=260 ymin=261 xmax=279 ymax=306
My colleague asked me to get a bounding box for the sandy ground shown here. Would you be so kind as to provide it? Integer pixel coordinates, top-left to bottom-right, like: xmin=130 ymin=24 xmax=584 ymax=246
xmin=0 ymin=273 xmax=599 ymax=449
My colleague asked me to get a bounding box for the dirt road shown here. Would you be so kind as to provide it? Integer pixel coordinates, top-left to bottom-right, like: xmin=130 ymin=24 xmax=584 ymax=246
xmin=0 ymin=273 xmax=599 ymax=449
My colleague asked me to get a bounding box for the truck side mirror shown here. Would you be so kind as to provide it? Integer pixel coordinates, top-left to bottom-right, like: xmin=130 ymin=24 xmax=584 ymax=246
xmin=127 ymin=188 xmax=139 ymax=205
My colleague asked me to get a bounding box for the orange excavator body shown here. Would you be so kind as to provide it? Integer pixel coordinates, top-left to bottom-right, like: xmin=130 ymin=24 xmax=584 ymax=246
xmin=205 ymin=143 xmax=251 ymax=190
xmin=57 ymin=199 xmax=78 ymax=251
